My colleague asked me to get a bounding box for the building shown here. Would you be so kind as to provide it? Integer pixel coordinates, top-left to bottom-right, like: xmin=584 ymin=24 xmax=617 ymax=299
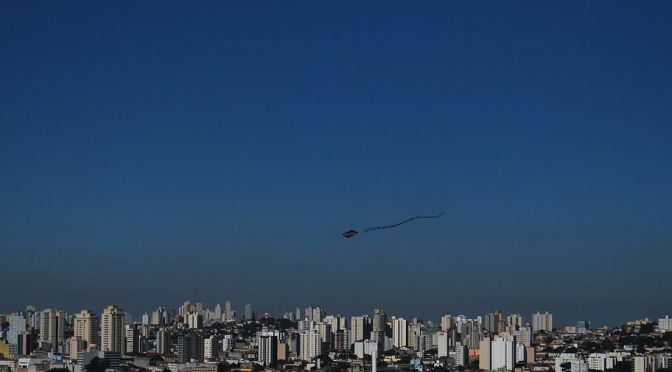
xmin=350 ymin=315 xmax=370 ymax=345
xmin=186 ymin=312 xmax=203 ymax=329
xmin=633 ymin=356 xmax=656 ymax=372
xmin=7 ymin=314 xmax=26 ymax=358
xmin=0 ymin=340 xmax=9 ymax=360
xmin=392 ymin=317 xmax=407 ymax=348
xmin=156 ymin=328 xmax=169 ymax=354
xmin=204 ymin=336 xmax=219 ymax=360
xmin=440 ymin=314 xmax=454 ymax=331
xmin=224 ymin=301 xmax=232 ymax=321
xmin=18 ymin=331 xmax=36 ymax=356
xmin=507 ymin=314 xmax=524 ymax=332
xmin=101 ymin=305 xmax=126 ymax=353
xmin=299 ymin=330 xmax=321 ymax=362
xmin=532 ymin=312 xmax=553 ymax=332
xmin=479 ymin=337 xmax=491 ymax=370
xmin=70 ymin=337 xmax=87 ymax=360
xmin=40 ymin=308 xmax=65 ymax=352
xmin=587 ymin=353 xmax=615 ymax=371
xmin=491 ymin=335 xmax=516 ymax=371
xmin=177 ymin=332 xmax=204 ymax=363
xmin=659 ymin=315 xmax=672 ymax=332
xmin=354 ymin=340 xmax=378 ymax=359
xmin=437 ymin=331 xmax=450 ymax=358
xmin=74 ymin=310 xmax=99 ymax=347
xmin=243 ymin=303 xmax=252 ymax=321
xmin=125 ymin=324 xmax=145 ymax=354
xmin=454 ymin=342 xmax=468 ymax=367
xmin=258 ymin=334 xmax=278 ymax=366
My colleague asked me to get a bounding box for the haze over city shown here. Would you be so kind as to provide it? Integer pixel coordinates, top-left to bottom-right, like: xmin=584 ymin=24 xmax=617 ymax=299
xmin=2 ymin=1 xmax=672 ymax=328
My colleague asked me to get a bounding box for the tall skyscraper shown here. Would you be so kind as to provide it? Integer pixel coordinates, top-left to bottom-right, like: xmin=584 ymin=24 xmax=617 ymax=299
xmin=244 ymin=303 xmax=252 ymax=321
xmin=204 ymin=336 xmax=219 ymax=360
xmin=392 ymin=317 xmax=407 ymax=348
xmin=40 ymin=308 xmax=65 ymax=352
xmin=224 ymin=300 xmax=232 ymax=321
xmin=177 ymin=332 xmax=204 ymax=363
xmin=74 ymin=310 xmax=99 ymax=347
xmin=532 ymin=312 xmax=553 ymax=332
xmin=507 ymin=314 xmax=524 ymax=331
xmin=101 ymin=305 xmax=126 ymax=353
xmin=258 ymin=334 xmax=278 ymax=366
xmin=371 ymin=309 xmax=386 ymax=350
xmin=7 ymin=314 xmax=26 ymax=357
xmin=350 ymin=315 xmax=370 ymax=344
xmin=479 ymin=337 xmax=491 ymax=370
xmin=156 ymin=328 xmax=169 ymax=354
xmin=125 ymin=324 xmax=143 ymax=354
xmin=299 ymin=330 xmax=321 ymax=362
xmin=440 ymin=314 xmax=454 ymax=331
xmin=214 ymin=304 xmax=222 ymax=321
xmin=437 ymin=331 xmax=450 ymax=358
xmin=491 ymin=335 xmax=517 ymax=371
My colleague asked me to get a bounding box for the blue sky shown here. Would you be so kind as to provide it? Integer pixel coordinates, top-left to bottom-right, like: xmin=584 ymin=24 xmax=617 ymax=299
xmin=1 ymin=1 xmax=671 ymax=326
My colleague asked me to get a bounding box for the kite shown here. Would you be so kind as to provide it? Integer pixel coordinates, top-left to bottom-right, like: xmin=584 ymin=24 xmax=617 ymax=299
xmin=342 ymin=212 xmax=444 ymax=238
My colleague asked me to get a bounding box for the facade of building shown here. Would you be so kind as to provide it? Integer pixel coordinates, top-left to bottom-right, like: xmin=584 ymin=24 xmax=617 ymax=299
xmin=40 ymin=308 xmax=65 ymax=352
xmin=101 ymin=305 xmax=126 ymax=353
xmin=74 ymin=310 xmax=99 ymax=347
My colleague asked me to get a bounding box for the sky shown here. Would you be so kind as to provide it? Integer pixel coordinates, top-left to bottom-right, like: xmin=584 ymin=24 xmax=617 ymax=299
xmin=1 ymin=1 xmax=671 ymax=327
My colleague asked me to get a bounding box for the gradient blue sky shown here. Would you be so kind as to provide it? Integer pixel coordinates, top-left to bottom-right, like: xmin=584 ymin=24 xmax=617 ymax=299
xmin=1 ymin=2 xmax=671 ymax=326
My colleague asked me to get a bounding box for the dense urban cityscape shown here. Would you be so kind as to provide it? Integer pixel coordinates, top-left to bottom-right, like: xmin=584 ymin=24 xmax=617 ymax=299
xmin=1 ymin=303 xmax=670 ymax=372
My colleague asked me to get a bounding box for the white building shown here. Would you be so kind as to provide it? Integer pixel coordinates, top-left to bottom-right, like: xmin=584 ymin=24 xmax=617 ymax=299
xmin=392 ymin=317 xmax=407 ymax=348
xmin=491 ymin=335 xmax=516 ymax=371
xmin=532 ymin=312 xmax=553 ymax=332
xmin=437 ymin=331 xmax=450 ymax=358
xmin=354 ymin=340 xmax=378 ymax=359
xmin=204 ymin=336 xmax=219 ymax=360
xmin=588 ymin=353 xmax=615 ymax=371
xmin=299 ymin=330 xmax=321 ymax=362
xmin=659 ymin=315 xmax=672 ymax=332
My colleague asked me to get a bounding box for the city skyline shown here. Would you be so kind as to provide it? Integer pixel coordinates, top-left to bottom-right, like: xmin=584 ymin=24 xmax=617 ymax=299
xmin=2 ymin=2 xmax=672 ymax=329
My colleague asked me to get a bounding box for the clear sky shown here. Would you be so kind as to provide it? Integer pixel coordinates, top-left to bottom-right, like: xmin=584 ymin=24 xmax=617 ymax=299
xmin=1 ymin=1 xmax=671 ymax=326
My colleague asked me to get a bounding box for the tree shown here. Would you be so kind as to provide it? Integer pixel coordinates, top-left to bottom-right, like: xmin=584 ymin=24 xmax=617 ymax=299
xmin=85 ymin=357 xmax=110 ymax=372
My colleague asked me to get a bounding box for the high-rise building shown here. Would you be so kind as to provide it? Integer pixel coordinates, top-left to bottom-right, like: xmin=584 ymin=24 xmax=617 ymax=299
xmin=156 ymin=328 xmax=169 ymax=354
xmin=74 ymin=310 xmax=99 ymax=347
xmin=244 ymin=303 xmax=252 ymax=321
xmin=455 ymin=342 xmax=469 ymax=367
xmin=204 ymin=336 xmax=219 ymax=360
xmin=224 ymin=301 xmax=232 ymax=322
xmin=186 ymin=312 xmax=203 ymax=329
xmin=441 ymin=314 xmax=454 ymax=331
xmin=177 ymin=332 xmax=204 ymax=363
xmin=479 ymin=337 xmax=491 ymax=370
xmin=437 ymin=331 xmax=450 ymax=358
xmin=392 ymin=317 xmax=407 ymax=348
xmin=371 ymin=309 xmax=386 ymax=350
xmin=214 ymin=304 xmax=222 ymax=321
xmin=513 ymin=326 xmax=532 ymax=347
xmin=532 ymin=312 xmax=553 ymax=332
xmin=507 ymin=314 xmax=524 ymax=332
xmin=125 ymin=324 xmax=144 ymax=354
xmin=40 ymin=308 xmax=65 ymax=352
xmin=7 ymin=314 xmax=26 ymax=358
xmin=491 ymin=335 xmax=517 ymax=371
xmin=299 ymin=330 xmax=321 ymax=362
xmin=350 ymin=315 xmax=370 ymax=345
xmin=18 ymin=331 xmax=36 ymax=356
xmin=658 ymin=316 xmax=672 ymax=332
xmin=408 ymin=322 xmax=422 ymax=351
xmin=101 ymin=305 xmax=126 ymax=353
xmin=258 ymin=334 xmax=278 ymax=366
